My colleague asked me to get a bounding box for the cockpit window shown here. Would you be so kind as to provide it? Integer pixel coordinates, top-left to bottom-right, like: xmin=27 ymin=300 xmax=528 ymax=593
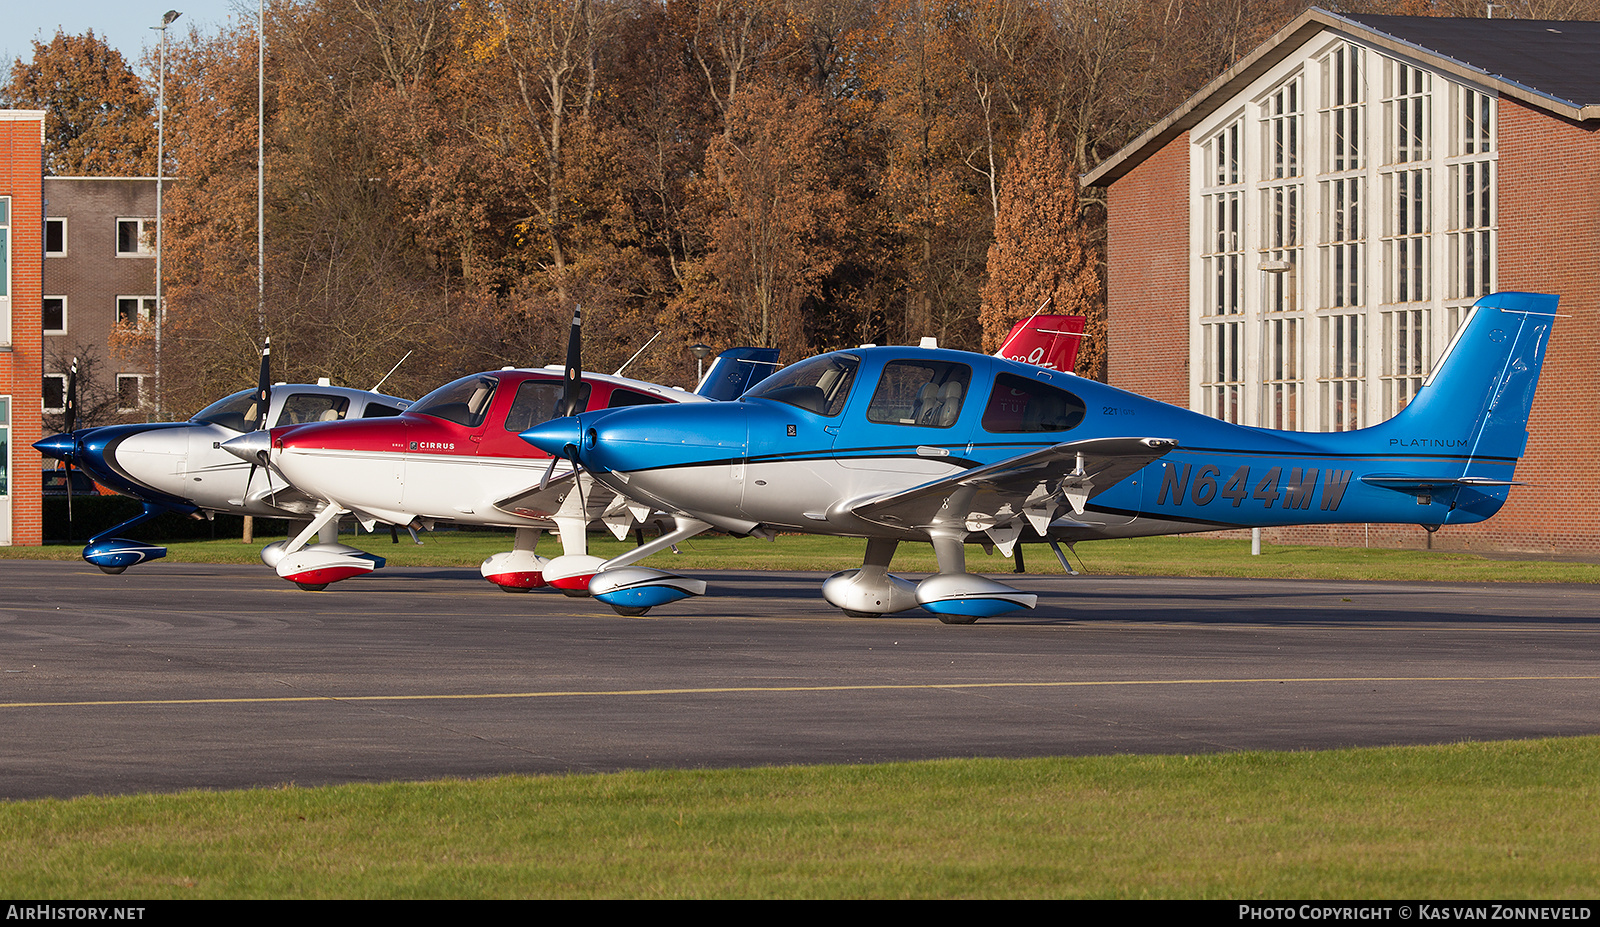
xmin=744 ymin=354 xmax=858 ymax=417
xmin=279 ymin=393 xmax=350 ymax=425
xmin=981 ymin=373 xmax=1086 ymax=433
xmin=866 ymin=360 xmax=972 ymax=428
xmin=412 ymin=374 xmax=499 ymax=428
xmin=503 ymin=379 xmax=590 ymax=433
xmin=191 ymin=389 xmax=259 ymax=432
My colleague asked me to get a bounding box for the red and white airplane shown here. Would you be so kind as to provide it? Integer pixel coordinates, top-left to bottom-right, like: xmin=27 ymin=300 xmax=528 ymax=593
xmin=223 ymin=335 xmax=778 ymax=591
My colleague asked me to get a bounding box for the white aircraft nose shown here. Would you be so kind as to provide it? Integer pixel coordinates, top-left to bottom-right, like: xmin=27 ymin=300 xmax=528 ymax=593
xmin=220 ymin=429 xmax=272 ymax=464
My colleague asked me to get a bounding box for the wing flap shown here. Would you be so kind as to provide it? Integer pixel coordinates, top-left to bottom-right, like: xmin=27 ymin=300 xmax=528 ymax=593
xmin=492 ymin=467 xmax=634 ymax=528
xmin=849 ymin=436 xmax=1178 ymax=538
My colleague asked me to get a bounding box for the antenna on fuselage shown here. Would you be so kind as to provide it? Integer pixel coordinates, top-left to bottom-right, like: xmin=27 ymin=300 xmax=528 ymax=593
xmin=371 ymin=350 xmax=413 ymax=393
xmin=613 ymin=331 xmax=661 ymax=377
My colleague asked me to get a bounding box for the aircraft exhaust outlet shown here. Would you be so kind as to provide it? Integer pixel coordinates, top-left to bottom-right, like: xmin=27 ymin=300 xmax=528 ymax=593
xmin=589 ymin=568 xmax=708 ymax=617
xmin=480 ymin=549 xmax=551 ymax=591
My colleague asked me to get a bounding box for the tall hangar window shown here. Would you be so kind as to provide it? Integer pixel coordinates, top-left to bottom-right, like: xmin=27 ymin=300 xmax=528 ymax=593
xmin=1188 ymin=40 xmax=1494 ymax=435
xmin=1259 ymin=74 xmax=1304 ymax=429
xmin=1200 ymin=117 xmax=1245 ymax=423
xmin=1318 ymin=43 xmax=1367 ymax=431
xmin=1447 ymin=84 xmax=1495 ymax=317
xmin=1378 ymin=59 xmax=1433 ymax=419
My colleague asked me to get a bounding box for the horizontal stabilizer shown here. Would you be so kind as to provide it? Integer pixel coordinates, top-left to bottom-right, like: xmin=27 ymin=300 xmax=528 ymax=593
xmin=1361 ymin=475 xmax=1523 ymax=503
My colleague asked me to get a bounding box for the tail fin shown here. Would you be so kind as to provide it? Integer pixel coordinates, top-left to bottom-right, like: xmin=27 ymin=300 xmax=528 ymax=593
xmin=1372 ymin=292 xmax=1557 ymax=463
xmin=994 ymin=314 xmax=1085 ymax=371
xmin=695 ymin=347 xmax=781 ymax=401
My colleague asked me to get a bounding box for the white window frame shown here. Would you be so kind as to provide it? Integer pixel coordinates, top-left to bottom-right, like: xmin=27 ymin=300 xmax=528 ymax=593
xmin=116 ymin=217 xmax=157 ymax=257
xmin=0 ymin=395 xmax=10 ymax=499
xmin=45 ymin=217 xmax=67 ymax=257
xmin=43 ymin=373 xmax=68 ymax=414
xmin=0 ymin=196 xmax=10 ymax=346
xmin=43 ymin=295 xmax=67 ymax=335
xmin=117 ymin=374 xmax=150 ymax=411
xmin=117 ymin=295 xmax=158 ymax=327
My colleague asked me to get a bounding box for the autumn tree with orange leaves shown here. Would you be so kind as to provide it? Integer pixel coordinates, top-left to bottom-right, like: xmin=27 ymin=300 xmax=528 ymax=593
xmin=979 ymin=112 xmax=1102 ymax=376
xmin=2 ymin=30 xmax=154 ymax=175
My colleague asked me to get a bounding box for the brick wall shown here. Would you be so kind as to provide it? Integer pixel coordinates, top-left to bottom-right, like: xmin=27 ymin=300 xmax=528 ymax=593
xmin=1 ymin=113 xmax=45 ymax=546
xmin=1103 ymin=133 xmax=1191 ymax=406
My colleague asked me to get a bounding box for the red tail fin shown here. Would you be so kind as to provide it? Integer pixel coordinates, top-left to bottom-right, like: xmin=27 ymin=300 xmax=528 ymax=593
xmin=994 ymin=314 xmax=1085 ymax=371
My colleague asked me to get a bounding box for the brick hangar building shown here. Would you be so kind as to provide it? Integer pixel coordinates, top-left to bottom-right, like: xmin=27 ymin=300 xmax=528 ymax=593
xmin=1085 ymin=9 xmax=1600 ymax=554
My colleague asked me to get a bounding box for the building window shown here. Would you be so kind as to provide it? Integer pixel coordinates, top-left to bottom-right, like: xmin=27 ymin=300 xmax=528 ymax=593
xmin=117 ymin=374 xmax=150 ymax=411
xmin=0 ymin=198 xmax=9 ymax=297
xmin=1320 ymin=313 xmax=1363 ymax=431
xmin=1263 ymin=77 xmax=1302 ymax=180
xmin=118 ymin=296 xmax=158 ymax=327
xmin=1318 ymin=39 xmax=1367 ymax=316
xmin=116 ymin=218 xmax=157 ymax=256
xmin=1261 ymin=316 xmax=1301 ymax=429
xmin=1202 ymin=319 xmax=1244 ymax=424
xmin=1200 ymin=119 xmax=1245 ymax=424
xmin=43 ymin=297 xmax=66 ymax=334
xmin=1387 ymin=62 xmax=1430 ymax=164
xmin=1384 ymin=168 xmax=1429 ymax=304
xmin=1380 ymin=306 xmax=1430 ymax=417
xmin=1323 ymin=45 xmax=1364 ymax=173
xmin=1447 ymin=84 xmax=1496 ymax=303
xmin=43 ymin=374 xmax=67 ymax=414
xmin=45 ymin=217 xmax=66 ymax=256
xmin=1321 ymin=176 xmax=1364 ymax=309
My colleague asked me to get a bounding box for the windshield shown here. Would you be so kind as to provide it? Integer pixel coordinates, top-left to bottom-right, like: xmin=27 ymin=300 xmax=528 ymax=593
xmin=191 ymin=388 xmax=260 ymax=432
xmin=412 ymin=374 xmax=500 ymax=427
xmin=744 ymin=353 xmax=858 ymax=417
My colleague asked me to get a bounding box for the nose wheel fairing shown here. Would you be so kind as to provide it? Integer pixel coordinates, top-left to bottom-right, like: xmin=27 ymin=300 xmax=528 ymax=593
xmin=590 ymin=568 xmax=708 ymax=616
xmin=79 ymin=500 xmax=194 ymax=572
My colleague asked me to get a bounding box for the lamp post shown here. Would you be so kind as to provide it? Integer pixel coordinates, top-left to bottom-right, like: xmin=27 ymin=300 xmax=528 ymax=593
xmin=691 ymin=343 xmax=713 ymax=387
xmin=151 ymin=10 xmax=181 ymax=420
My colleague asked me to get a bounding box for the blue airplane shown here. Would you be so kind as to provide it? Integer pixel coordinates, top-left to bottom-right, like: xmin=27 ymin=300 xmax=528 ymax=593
xmin=521 ymin=291 xmax=1559 ymax=622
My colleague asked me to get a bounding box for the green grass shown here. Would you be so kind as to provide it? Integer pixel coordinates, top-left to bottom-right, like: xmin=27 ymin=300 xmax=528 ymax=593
xmin=12 ymin=529 xmax=1600 ymax=584
xmin=3 ymin=739 xmax=1599 ymax=898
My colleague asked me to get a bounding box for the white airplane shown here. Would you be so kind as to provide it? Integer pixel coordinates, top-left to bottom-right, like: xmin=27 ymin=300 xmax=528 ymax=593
xmin=219 ymin=311 xmax=782 ymax=590
xmin=519 ymin=292 xmax=1558 ymax=622
xmin=34 ymin=341 xmax=412 ymax=573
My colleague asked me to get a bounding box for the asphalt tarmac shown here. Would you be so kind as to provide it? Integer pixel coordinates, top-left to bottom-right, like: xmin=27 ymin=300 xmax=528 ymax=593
xmin=3 ymin=559 xmax=1598 ymax=800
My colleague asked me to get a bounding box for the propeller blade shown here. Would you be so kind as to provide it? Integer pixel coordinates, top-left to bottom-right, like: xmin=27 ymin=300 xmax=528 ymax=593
xmin=253 ymin=337 xmax=272 ymax=431
xmin=559 ymin=306 xmax=582 ymax=418
xmin=64 ymin=357 xmax=78 ymax=436
xmin=246 ymin=338 xmax=272 ymax=491
xmin=565 ymin=443 xmax=585 ymax=514
xmin=537 ymin=453 xmax=560 ymax=493
xmin=64 ymin=356 xmax=79 ymax=532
